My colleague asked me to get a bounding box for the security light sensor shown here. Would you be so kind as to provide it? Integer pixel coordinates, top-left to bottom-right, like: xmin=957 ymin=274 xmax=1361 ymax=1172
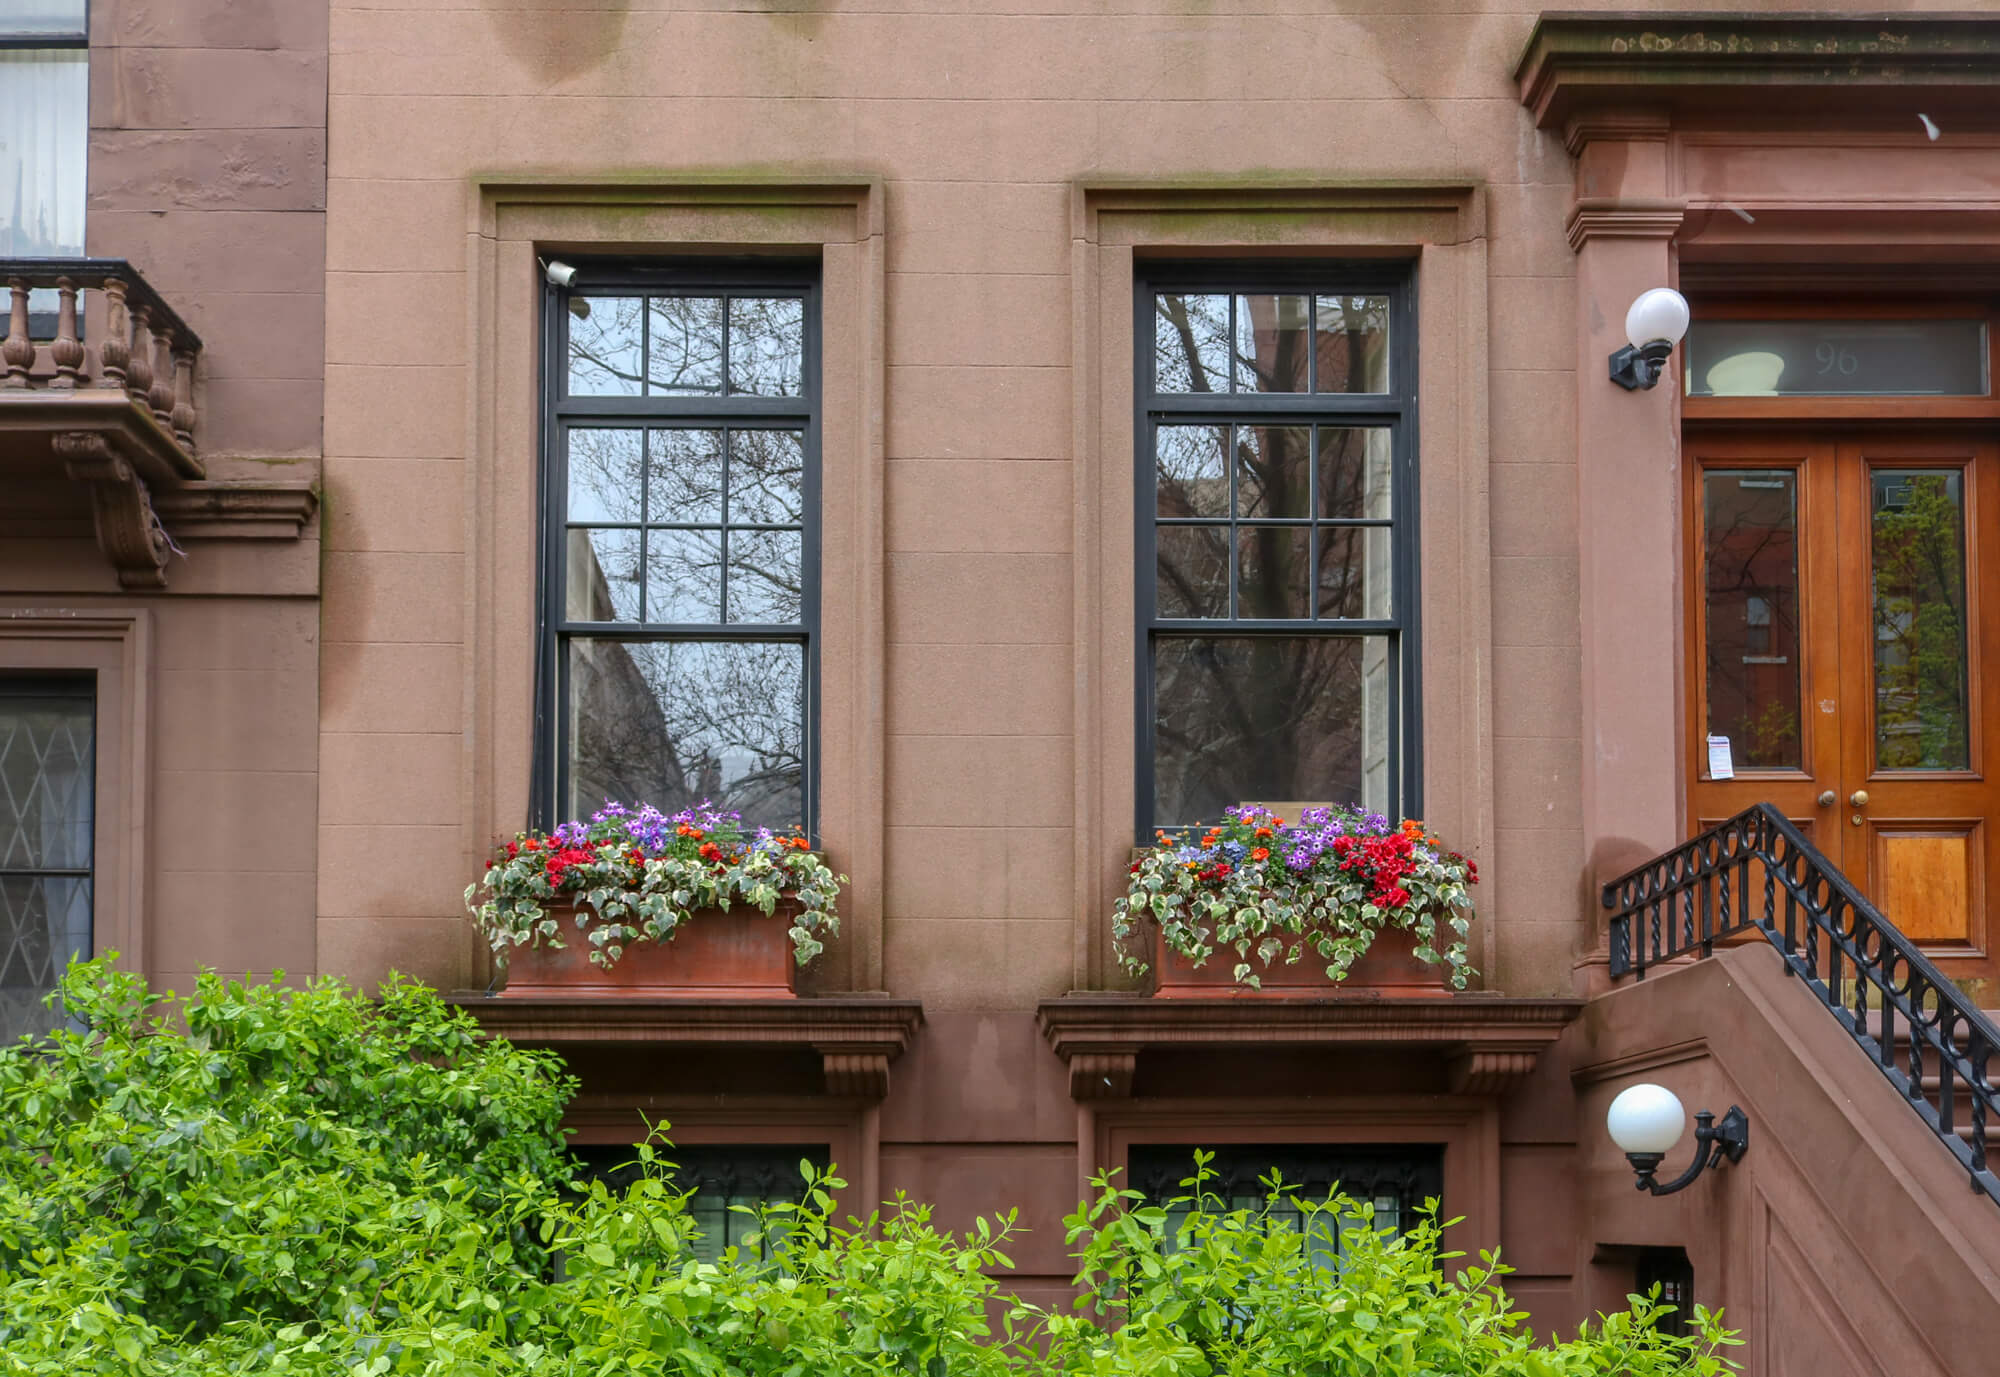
xmin=544 ymin=259 xmax=579 ymax=289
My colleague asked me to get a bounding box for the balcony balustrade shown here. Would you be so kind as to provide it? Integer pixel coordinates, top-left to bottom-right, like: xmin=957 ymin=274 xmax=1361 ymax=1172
xmin=0 ymin=259 xmax=206 ymax=588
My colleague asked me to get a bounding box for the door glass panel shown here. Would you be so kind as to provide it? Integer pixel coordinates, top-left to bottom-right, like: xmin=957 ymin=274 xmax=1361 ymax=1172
xmin=1703 ymin=470 xmax=1803 ymax=769
xmin=1687 ymin=320 xmax=1987 ymax=397
xmin=1871 ymin=469 xmax=1970 ymax=770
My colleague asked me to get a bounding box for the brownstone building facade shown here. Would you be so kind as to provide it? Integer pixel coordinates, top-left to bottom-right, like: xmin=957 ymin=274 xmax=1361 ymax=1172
xmin=8 ymin=3 xmax=2000 ymax=1371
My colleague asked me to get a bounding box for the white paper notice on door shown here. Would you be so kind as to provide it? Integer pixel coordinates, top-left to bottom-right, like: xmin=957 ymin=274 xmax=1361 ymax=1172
xmin=1707 ymin=734 xmax=1735 ymax=781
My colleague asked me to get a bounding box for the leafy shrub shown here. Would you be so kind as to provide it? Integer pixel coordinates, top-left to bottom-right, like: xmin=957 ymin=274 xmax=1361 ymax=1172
xmin=0 ymin=963 xmax=1737 ymax=1376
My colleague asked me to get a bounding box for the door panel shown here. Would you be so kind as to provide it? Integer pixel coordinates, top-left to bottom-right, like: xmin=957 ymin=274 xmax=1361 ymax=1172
xmin=1687 ymin=433 xmax=2000 ymax=985
xmin=1688 ymin=438 xmax=1843 ymax=865
xmin=1836 ymin=437 xmax=2000 ymax=971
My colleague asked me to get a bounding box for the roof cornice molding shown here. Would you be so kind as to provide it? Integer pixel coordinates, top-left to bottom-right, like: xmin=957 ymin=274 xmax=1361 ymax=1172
xmin=1517 ymin=12 xmax=2000 ymax=129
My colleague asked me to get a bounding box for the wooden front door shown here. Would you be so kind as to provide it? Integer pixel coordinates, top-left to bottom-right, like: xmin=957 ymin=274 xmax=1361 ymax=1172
xmin=1689 ymin=433 xmax=2000 ymax=987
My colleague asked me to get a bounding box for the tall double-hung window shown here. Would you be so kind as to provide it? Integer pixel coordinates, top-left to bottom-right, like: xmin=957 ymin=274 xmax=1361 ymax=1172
xmin=1139 ymin=268 xmax=1417 ymax=834
xmin=541 ymin=264 xmax=818 ymax=833
xmin=0 ymin=678 xmax=93 ymax=1042
xmin=1 ymin=3 xmax=87 ymax=317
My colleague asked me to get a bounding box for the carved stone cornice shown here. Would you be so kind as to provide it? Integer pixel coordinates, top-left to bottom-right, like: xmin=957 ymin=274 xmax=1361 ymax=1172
xmin=1565 ymin=197 xmax=1687 ymax=252
xmin=1518 ymin=13 xmax=2000 ymax=130
xmin=1037 ymin=994 xmax=1583 ymax=1099
xmin=53 ymin=432 xmax=169 ymax=589
xmin=152 ymin=481 xmax=319 ymax=540
xmin=450 ymin=994 xmax=925 ymax=1101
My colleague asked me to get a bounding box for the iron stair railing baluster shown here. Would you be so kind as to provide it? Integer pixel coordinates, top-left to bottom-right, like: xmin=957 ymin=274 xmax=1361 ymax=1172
xmin=1602 ymin=803 xmax=2000 ymax=1207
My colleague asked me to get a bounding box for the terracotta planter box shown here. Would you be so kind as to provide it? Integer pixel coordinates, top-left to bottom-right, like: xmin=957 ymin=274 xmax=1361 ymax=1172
xmin=499 ymin=900 xmax=799 ymax=999
xmin=1152 ymin=923 xmax=1451 ymax=999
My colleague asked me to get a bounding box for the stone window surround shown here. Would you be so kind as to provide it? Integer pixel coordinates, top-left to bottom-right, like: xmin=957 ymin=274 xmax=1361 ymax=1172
xmin=1068 ymin=182 xmax=1494 ymax=990
xmin=467 ymin=177 xmax=886 ymax=993
xmin=0 ymin=604 xmax=151 ymax=977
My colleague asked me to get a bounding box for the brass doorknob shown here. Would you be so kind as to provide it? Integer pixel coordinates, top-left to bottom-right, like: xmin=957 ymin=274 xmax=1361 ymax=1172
xmin=1817 ymin=790 xmax=1837 ymax=807
xmin=1850 ymin=790 xmax=1870 ymax=808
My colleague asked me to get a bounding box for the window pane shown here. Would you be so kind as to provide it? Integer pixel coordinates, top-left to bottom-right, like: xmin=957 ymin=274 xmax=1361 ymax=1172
xmin=0 ymin=684 xmax=93 ymax=1045
xmin=728 ymin=298 xmax=804 ymax=397
xmin=566 ymin=428 xmax=645 ymax=523
xmin=566 ymin=639 xmax=805 ymax=829
xmin=1155 ymin=294 xmax=1230 ymax=394
xmin=1236 ymin=424 xmax=1310 ymax=518
xmin=645 ymin=528 xmax=723 ymax=623
xmin=647 ymin=296 xmax=725 ymax=395
xmin=1703 ymin=470 xmax=1801 ymax=770
xmin=1233 ymin=294 xmax=1310 ymax=393
xmin=1318 ymin=427 xmax=1392 ymax=519
xmin=0 ymin=3 xmax=87 ymax=35
xmin=1237 ymin=526 xmax=1310 ymax=619
xmin=1314 ymin=295 xmax=1390 ymax=393
xmin=727 ymin=530 xmax=803 ymax=623
xmin=1152 ymin=636 xmax=1392 ymax=825
xmin=1316 ymin=526 xmax=1392 ymax=620
xmin=1872 ymin=470 xmax=1969 ymax=770
xmin=1687 ymin=319 xmax=1987 ymax=397
xmin=647 ymin=429 xmax=724 ymax=525
xmin=567 ymin=296 xmax=643 ymax=396
xmin=727 ymin=430 xmax=804 ymax=525
xmin=0 ymin=49 xmax=85 ymax=261
xmin=565 ymin=528 xmax=644 ymax=622
xmin=1156 ymin=526 xmax=1229 ymax=618
xmin=1156 ymin=425 xmax=1229 ymax=519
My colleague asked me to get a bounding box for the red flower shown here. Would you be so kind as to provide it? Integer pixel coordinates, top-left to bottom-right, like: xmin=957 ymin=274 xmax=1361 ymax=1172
xmin=1251 ymin=847 xmax=1269 ymax=862
xmin=698 ymin=842 xmax=723 ymax=862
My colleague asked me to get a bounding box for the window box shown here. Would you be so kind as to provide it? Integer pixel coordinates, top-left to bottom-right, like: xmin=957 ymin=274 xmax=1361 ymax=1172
xmin=467 ymin=801 xmax=844 ymax=999
xmin=1116 ymin=804 xmax=1476 ymax=995
xmin=498 ymin=898 xmax=800 ymax=1000
xmin=1150 ymin=924 xmax=1447 ymax=999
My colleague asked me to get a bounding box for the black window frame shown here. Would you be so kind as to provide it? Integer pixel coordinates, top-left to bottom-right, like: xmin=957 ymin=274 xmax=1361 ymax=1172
xmin=568 ymin=1141 xmax=830 ymax=1261
xmin=0 ymin=673 xmax=96 ymax=1042
xmin=1134 ymin=262 xmax=1421 ymax=838
xmin=533 ymin=259 xmax=823 ymax=837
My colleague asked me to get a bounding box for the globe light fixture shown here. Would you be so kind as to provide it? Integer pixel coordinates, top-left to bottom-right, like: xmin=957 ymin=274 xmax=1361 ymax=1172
xmin=1609 ymin=286 xmax=1691 ymax=391
xmin=1606 ymin=1083 xmax=1749 ymax=1196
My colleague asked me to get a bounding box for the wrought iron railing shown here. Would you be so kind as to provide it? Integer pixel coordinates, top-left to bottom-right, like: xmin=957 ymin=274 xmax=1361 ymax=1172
xmin=1603 ymin=803 xmax=2000 ymax=1203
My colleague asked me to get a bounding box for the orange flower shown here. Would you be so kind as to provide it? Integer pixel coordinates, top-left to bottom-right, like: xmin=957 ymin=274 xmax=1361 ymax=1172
xmin=1251 ymin=847 xmax=1269 ymax=861
xmin=1254 ymin=827 xmax=1272 ymax=839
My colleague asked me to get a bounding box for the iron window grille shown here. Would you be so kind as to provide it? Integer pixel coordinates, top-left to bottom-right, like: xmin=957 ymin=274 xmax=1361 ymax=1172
xmin=1130 ymin=1143 xmax=1444 ymax=1275
xmin=0 ymin=676 xmax=94 ymax=1043
xmin=535 ymin=261 xmax=821 ymax=837
xmin=1135 ymin=265 xmax=1420 ymax=837
xmin=569 ymin=1142 xmax=829 ymax=1263
xmin=1635 ymin=1247 xmax=1695 ymax=1338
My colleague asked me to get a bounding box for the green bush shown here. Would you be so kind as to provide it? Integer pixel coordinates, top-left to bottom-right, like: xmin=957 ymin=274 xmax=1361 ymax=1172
xmin=0 ymin=961 xmax=1739 ymax=1375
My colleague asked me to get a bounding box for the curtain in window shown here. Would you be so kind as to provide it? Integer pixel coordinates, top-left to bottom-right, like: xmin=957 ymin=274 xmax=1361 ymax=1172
xmin=0 ymin=48 xmax=87 ymax=258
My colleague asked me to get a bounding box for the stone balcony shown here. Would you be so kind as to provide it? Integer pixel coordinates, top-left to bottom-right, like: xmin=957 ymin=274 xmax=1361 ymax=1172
xmin=0 ymin=259 xmax=207 ymax=588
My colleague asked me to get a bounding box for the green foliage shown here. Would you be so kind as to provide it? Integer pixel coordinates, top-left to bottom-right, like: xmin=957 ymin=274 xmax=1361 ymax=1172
xmin=1043 ymin=1154 xmax=1741 ymax=1377
xmin=0 ymin=963 xmax=1739 ymax=1376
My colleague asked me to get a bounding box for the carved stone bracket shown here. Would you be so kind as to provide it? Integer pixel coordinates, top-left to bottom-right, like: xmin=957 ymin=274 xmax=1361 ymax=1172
xmin=1038 ymin=995 xmax=1584 ymax=1100
xmin=451 ymin=994 xmax=925 ymax=1101
xmin=53 ymin=431 xmax=169 ymax=589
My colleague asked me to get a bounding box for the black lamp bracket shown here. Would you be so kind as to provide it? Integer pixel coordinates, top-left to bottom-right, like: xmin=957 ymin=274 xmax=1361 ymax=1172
xmin=1609 ymin=339 xmax=1675 ymax=391
xmin=1626 ymin=1106 xmax=1750 ymax=1196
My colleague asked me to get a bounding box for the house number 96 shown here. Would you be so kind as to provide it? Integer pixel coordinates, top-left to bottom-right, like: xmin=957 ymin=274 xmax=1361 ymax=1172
xmin=1815 ymin=343 xmax=1859 ymax=376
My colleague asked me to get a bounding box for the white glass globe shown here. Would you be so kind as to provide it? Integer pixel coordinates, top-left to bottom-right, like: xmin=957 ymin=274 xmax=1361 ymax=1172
xmin=1606 ymin=1083 xmax=1686 ymax=1155
xmin=1624 ymin=287 xmax=1691 ymax=351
